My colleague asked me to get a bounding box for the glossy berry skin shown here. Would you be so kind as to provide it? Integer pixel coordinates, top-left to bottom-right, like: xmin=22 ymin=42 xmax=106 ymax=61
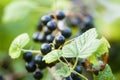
xmin=37 ymin=23 xmax=43 ymax=31
xmin=41 ymin=15 xmax=52 ymax=25
xmin=61 ymin=27 xmax=72 ymax=38
xmin=40 ymin=43 xmax=52 ymax=55
xmin=43 ymin=27 xmax=52 ymax=35
xmin=23 ymin=52 xmax=32 ymax=62
xmin=32 ymin=32 xmax=40 ymax=42
xmin=33 ymin=70 xmax=43 ymax=80
xmin=25 ymin=60 xmax=36 ymax=72
xmin=47 ymin=21 xmax=57 ymax=31
xmin=54 ymin=35 xmax=65 ymax=48
xmin=35 ymin=55 xmax=47 ymax=69
xmin=46 ymin=34 xmax=55 ymax=43
xmin=57 ymin=11 xmax=65 ymax=20
xmin=74 ymin=66 xmax=82 ymax=74
xmin=38 ymin=33 xmax=46 ymax=43
xmin=63 ymin=76 xmax=73 ymax=80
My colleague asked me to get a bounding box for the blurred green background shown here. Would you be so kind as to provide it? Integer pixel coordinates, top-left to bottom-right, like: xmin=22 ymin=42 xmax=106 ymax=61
xmin=0 ymin=0 xmax=120 ymax=80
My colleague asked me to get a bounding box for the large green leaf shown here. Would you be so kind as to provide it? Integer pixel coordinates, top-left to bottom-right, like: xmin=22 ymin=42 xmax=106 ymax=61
xmin=88 ymin=37 xmax=110 ymax=65
xmin=2 ymin=0 xmax=39 ymax=23
xmin=62 ymin=28 xmax=108 ymax=58
xmin=9 ymin=33 xmax=30 ymax=59
xmin=62 ymin=41 xmax=78 ymax=57
xmin=94 ymin=64 xmax=116 ymax=80
xmin=55 ymin=65 xmax=71 ymax=77
xmin=43 ymin=50 xmax=62 ymax=63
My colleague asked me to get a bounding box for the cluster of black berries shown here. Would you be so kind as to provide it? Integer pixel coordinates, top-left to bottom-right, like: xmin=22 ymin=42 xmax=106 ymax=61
xmin=33 ymin=11 xmax=72 ymax=44
xmin=66 ymin=15 xmax=94 ymax=36
xmin=23 ymin=51 xmax=58 ymax=80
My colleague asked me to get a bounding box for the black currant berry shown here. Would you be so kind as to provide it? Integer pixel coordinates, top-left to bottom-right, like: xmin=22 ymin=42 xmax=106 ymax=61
xmin=57 ymin=11 xmax=65 ymax=20
xmin=81 ymin=18 xmax=94 ymax=32
xmin=43 ymin=27 xmax=52 ymax=35
xmin=37 ymin=23 xmax=43 ymax=31
xmin=49 ymin=13 xmax=54 ymax=19
xmin=35 ymin=55 xmax=47 ymax=69
xmin=61 ymin=27 xmax=72 ymax=38
xmin=67 ymin=17 xmax=81 ymax=27
xmin=41 ymin=15 xmax=52 ymax=25
xmin=46 ymin=34 xmax=55 ymax=43
xmin=47 ymin=21 xmax=57 ymax=31
xmin=74 ymin=66 xmax=82 ymax=74
xmin=38 ymin=33 xmax=46 ymax=42
xmin=47 ymin=62 xmax=57 ymax=68
xmin=54 ymin=35 xmax=65 ymax=49
xmin=40 ymin=43 xmax=52 ymax=55
xmin=63 ymin=76 xmax=73 ymax=80
xmin=32 ymin=32 xmax=40 ymax=42
xmin=25 ymin=60 xmax=36 ymax=72
xmin=33 ymin=70 xmax=43 ymax=80
xmin=23 ymin=52 xmax=32 ymax=62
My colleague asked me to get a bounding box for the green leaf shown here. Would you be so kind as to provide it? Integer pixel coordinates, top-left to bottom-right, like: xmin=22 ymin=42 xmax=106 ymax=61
xmin=94 ymin=64 xmax=116 ymax=80
xmin=55 ymin=65 xmax=71 ymax=77
xmin=62 ymin=28 xmax=108 ymax=58
xmin=43 ymin=50 xmax=62 ymax=63
xmin=88 ymin=37 xmax=110 ymax=65
xmin=62 ymin=41 xmax=78 ymax=57
xmin=2 ymin=1 xmax=39 ymax=23
xmin=9 ymin=33 xmax=30 ymax=59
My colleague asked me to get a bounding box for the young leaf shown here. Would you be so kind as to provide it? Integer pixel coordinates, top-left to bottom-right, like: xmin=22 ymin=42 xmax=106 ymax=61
xmin=43 ymin=50 xmax=62 ymax=63
xmin=88 ymin=37 xmax=110 ymax=65
xmin=9 ymin=33 xmax=30 ymax=59
xmin=94 ymin=64 xmax=116 ymax=80
xmin=3 ymin=1 xmax=38 ymax=23
xmin=62 ymin=28 xmax=108 ymax=58
xmin=62 ymin=41 xmax=78 ymax=57
xmin=55 ymin=65 xmax=71 ymax=77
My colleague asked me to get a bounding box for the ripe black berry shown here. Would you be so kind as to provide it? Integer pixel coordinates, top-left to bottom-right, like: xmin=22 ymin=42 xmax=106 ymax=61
xmin=41 ymin=15 xmax=52 ymax=25
xmin=38 ymin=33 xmax=46 ymax=42
xmin=40 ymin=43 xmax=52 ymax=55
xmin=54 ymin=35 xmax=65 ymax=48
xmin=37 ymin=23 xmax=43 ymax=31
xmin=61 ymin=27 xmax=72 ymax=38
xmin=35 ymin=55 xmax=47 ymax=69
xmin=47 ymin=21 xmax=57 ymax=31
xmin=33 ymin=70 xmax=43 ymax=80
xmin=25 ymin=60 xmax=36 ymax=72
xmin=46 ymin=34 xmax=55 ymax=43
xmin=32 ymin=32 xmax=40 ymax=42
xmin=57 ymin=11 xmax=65 ymax=20
xmin=81 ymin=18 xmax=94 ymax=32
xmin=23 ymin=52 xmax=32 ymax=62
xmin=43 ymin=27 xmax=52 ymax=35
xmin=74 ymin=66 xmax=82 ymax=74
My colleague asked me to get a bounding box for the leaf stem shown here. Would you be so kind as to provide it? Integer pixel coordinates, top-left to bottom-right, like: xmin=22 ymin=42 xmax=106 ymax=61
xmin=22 ymin=49 xmax=42 ymax=54
xmin=72 ymin=57 xmax=78 ymax=69
xmin=72 ymin=70 xmax=88 ymax=80
xmin=58 ymin=58 xmax=67 ymax=66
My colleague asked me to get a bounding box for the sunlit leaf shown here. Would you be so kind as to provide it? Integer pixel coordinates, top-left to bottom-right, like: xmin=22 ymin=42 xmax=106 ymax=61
xmin=94 ymin=64 xmax=116 ymax=80
xmin=55 ymin=65 xmax=71 ymax=77
xmin=43 ymin=50 xmax=62 ymax=63
xmin=9 ymin=33 xmax=30 ymax=59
